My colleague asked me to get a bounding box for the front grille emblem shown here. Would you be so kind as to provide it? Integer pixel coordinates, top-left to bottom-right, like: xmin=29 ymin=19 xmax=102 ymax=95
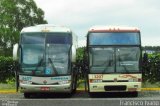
xmin=43 ymin=80 xmax=47 ymax=84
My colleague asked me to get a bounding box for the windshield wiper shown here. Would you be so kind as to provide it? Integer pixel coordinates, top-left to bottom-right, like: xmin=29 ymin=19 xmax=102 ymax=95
xmin=34 ymin=58 xmax=44 ymax=74
xmin=118 ymin=56 xmax=129 ymax=73
xmin=48 ymin=58 xmax=58 ymax=75
xmin=102 ymin=60 xmax=113 ymax=73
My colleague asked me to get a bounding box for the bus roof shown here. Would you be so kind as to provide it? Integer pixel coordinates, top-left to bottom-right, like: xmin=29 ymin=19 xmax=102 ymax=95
xmin=88 ymin=26 xmax=140 ymax=33
xmin=21 ymin=24 xmax=72 ymax=33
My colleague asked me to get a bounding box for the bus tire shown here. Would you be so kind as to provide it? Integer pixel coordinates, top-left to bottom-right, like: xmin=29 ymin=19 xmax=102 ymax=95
xmin=134 ymin=92 xmax=138 ymax=97
xmin=24 ymin=93 xmax=31 ymax=98
xmin=132 ymin=91 xmax=138 ymax=97
xmin=88 ymin=92 xmax=95 ymax=97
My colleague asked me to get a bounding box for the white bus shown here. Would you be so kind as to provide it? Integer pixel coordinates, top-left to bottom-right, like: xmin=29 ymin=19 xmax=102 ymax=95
xmin=13 ymin=24 xmax=77 ymax=98
xmin=85 ymin=26 xmax=142 ymax=97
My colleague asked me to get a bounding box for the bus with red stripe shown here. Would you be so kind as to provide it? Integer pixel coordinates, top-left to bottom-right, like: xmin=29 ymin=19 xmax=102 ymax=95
xmin=84 ymin=26 xmax=142 ymax=97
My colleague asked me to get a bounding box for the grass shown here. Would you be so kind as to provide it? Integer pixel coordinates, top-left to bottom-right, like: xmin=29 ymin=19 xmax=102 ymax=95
xmin=77 ymin=79 xmax=86 ymax=89
xmin=142 ymin=81 xmax=160 ymax=88
xmin=0 ymin=83 xmax=16 ymax=90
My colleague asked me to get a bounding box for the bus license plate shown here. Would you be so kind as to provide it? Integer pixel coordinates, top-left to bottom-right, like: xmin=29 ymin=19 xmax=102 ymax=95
xmin=41 ymin=87 xmax=50 ymax=91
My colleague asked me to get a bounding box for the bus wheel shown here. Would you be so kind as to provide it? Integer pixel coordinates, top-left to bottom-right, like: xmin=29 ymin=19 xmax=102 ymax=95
xmin=24 ymin=93 xmax=31 ymax=98
xmin=132 ymin=91 xmax=138 ymax=97
xmin=88 ymin=92 xmax=95 ymax=97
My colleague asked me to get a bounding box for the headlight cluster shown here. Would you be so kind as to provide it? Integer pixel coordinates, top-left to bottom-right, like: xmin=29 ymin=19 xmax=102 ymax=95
xmin=58 ymin=80 xmax=70 ymax=85
xmin=128 ymin=78 xmax=138 ymax=82
xmin=90 ymin=79 xmax=102 ymax=83
xmin=20 ymin=80 xmax=32 ymax=84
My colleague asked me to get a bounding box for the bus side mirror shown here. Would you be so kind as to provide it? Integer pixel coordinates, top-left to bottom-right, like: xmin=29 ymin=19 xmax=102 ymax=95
xmin=143 ymin=53 xmax=148 ymax=63
xmin=13 ymin=43 xmax=19 ymax=60
xmin=72 ymin=45 xmax=76 ymax=63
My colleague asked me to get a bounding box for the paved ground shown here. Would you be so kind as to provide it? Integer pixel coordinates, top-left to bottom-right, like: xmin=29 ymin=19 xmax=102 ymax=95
xmin=1 ymin=91 xmax=160 ymax=106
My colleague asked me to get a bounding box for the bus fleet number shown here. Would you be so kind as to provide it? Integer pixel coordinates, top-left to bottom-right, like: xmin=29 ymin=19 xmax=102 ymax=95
xmin=94 ymin=74 xmax=103 ymax=79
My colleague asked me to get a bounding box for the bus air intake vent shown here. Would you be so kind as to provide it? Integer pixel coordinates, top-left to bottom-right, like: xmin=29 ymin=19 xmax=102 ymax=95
xmin=104 ymin=85 xmax=126 ymax=91
xmin=31 ymin=82 xmax=59 ymax=85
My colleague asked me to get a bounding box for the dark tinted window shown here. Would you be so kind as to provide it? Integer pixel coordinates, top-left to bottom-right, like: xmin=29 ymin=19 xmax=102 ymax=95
xmin=46 ymin=33 xmax=71 ymax=44
xmin=89 ymin=32 xmax=140 ymax=45
xmin=21 ymin=33 xmax=44 ymax=44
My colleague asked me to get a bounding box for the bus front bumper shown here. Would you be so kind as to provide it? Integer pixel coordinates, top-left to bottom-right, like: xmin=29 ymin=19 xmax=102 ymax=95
xmin=89 ymin=82 xmax=141 ymax=92
xmin=20 ymin=83 xmax=72 ymax=93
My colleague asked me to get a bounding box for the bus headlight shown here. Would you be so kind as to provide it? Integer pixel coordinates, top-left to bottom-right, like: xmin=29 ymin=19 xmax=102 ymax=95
xmin=58 ymin=80 xmax=70 ymax=85
xmin=20 ymin=80 xmax=32 ymax=84
xmin=89 ymin=79 xmax=102 ymax=83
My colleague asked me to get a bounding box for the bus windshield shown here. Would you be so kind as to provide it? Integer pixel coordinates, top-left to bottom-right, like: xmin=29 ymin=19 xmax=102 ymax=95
xmin=89 ymin=47 xmax=140 ymax=73
xmin=89 ymin=47 xmax=115 ymax=73
xmin=21 ymin=33 xmax=45 ymax=67
xmin=46 ymin=33 xmax=71 ymax=75
xmin=89 ymin=32 xmax=140 ymax=45
xmin=116 ymin=47 xmax=140 ymax=73
xmin=21 ymin=33 xmax=72 ymax=76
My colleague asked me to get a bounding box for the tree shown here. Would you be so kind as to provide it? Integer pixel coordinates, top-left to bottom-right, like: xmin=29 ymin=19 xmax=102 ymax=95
xmin=76 ymin=47 xmax=85 ymax=62
xmin=0 ymin=0 xmax=47 ymax=56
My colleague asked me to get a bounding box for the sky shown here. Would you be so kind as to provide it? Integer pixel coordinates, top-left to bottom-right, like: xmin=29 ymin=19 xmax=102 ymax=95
xmin=34 ymin=0 xmax=160 ymax=47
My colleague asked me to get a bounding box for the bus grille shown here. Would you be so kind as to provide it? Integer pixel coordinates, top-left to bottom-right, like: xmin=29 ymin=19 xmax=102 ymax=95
xmin=31 ymin=82 xmax=59 ymax=85
xmin=104 ymin=85 xmax=126 ymax=91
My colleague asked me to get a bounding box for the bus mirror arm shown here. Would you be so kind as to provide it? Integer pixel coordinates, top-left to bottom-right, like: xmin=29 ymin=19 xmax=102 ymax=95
xmin=72 ymin=63 xmax=78 ymax=74
xmin=12 ymin=60 xmax=20 ymax=92
xmin=13 ymin=43 xmax=20 ymax=92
